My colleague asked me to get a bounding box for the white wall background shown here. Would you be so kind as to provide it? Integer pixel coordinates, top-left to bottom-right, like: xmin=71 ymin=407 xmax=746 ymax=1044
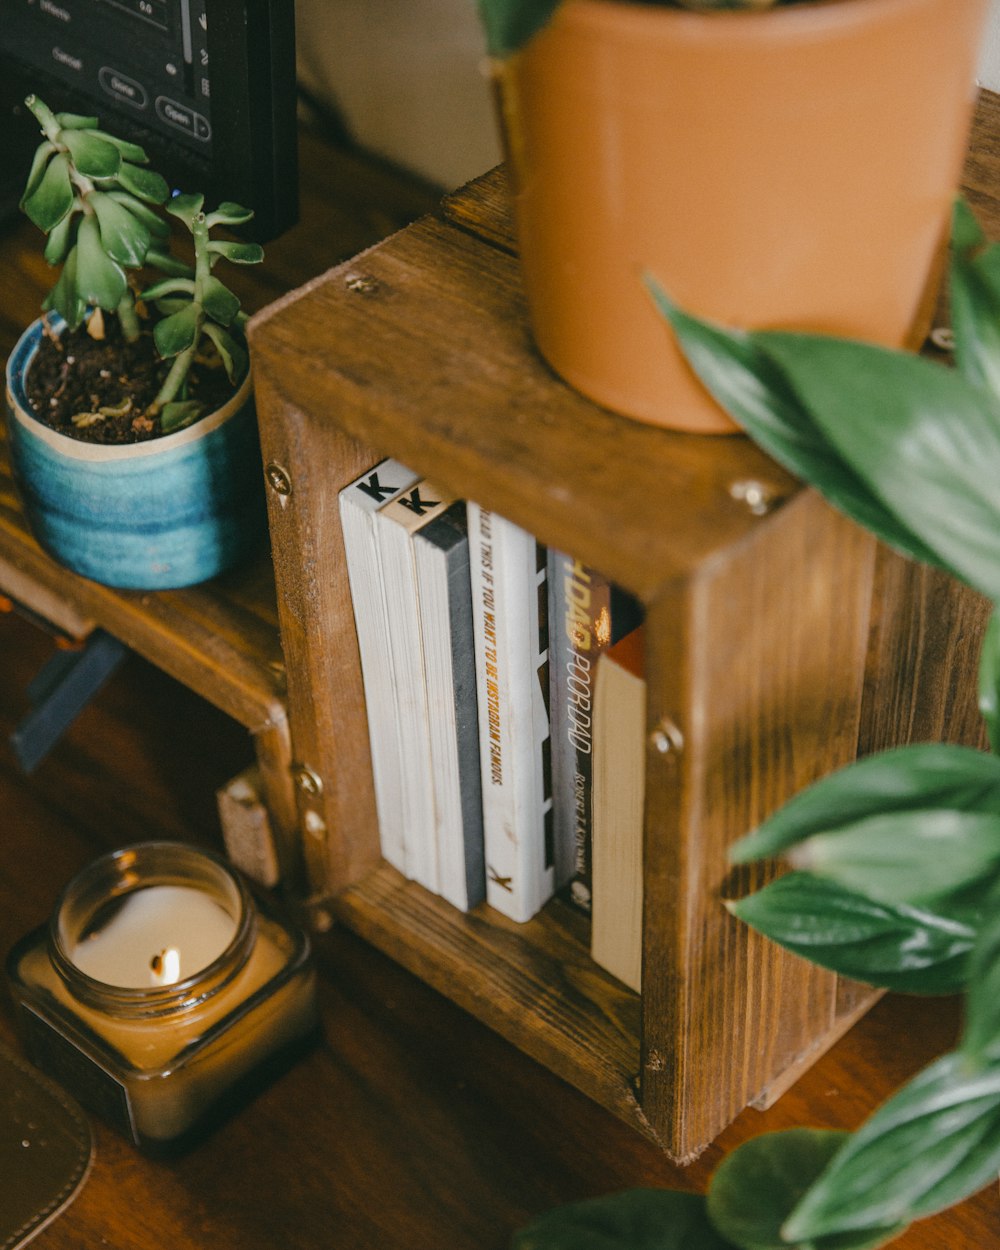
xmin=298 ymin=0 xmax=1000 ymax=192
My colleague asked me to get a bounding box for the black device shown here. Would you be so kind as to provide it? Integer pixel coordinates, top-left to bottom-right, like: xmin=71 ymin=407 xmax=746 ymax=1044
xmin=0 ymin=0 xmax=297 ymax=240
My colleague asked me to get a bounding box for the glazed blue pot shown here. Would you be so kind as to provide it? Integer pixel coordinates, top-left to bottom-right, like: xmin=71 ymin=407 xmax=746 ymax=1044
xmin=5 ymin=318 xmax=267 ymax=590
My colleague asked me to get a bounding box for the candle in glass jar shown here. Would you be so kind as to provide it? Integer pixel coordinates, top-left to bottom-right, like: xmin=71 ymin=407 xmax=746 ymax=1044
xmin=70 ymin=885 xmax=238 ymax=988
xmin=5 ymin=842 xmax=319 ymax=1154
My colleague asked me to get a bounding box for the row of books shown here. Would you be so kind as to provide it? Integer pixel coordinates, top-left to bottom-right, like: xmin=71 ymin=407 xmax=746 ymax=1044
xmin=339 ymin=459 xmax=646 ymax=991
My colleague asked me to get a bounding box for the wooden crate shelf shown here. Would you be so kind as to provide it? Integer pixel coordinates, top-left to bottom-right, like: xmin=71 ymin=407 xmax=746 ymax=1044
xmin=248 ymin=156 xmax=990 ymax=1161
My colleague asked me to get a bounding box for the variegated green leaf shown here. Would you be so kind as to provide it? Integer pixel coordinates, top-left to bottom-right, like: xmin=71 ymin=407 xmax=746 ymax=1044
xmin=201 ymin=275 xmax=241 ymax=325
xmin=61 ymin=128 xmax=121 ymax=179
xmin=726 ymin=873 xmax=978 ymax=994
xmin=115 ymin=162 xmax=169 ymax=205
xmin=783 ymin=1054 xmax=1000 ymax=1240
xmin=106 ymin=191 xmax=170 ymax=238
xmin=21 ymin=151 xmax=74 ymax=232
xmin=21 ymin=140 xmax=57 ymax=202
xmin=159 ymin=400 xmax=204 ymax=434
xmin=961 ymin=905 xmax=1000 ymax=1061
xmin=43 ymin=211 xmax=77 ymax=266
xmin=154 ymin=303 xmax=200 ymax=358
xmin=205 ymin=201 xmax=254 ymax=227
xmin=75 ymin=213 xmax=127 ymax=308
xmin=42 ymin=244 xmax=87 ymax=329
xmin=207 ymin=240 xmax=264 ymax=265
xmin=707 ymin=1130 xmax=905 ymax=1250
xmin=167 ymin=192 xmax=204 ymax=225
xmin=203 ymin=322 xmax=248 ymax=384
xmin=512 ymin=1189 xmax=733 ymax=1250
xmin=89 ymin=191 xmax=151 ymax=267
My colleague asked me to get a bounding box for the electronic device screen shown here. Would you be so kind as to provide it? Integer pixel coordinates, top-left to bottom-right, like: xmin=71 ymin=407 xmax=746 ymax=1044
xmin=0 ymin=0 xmax=297 ymax=239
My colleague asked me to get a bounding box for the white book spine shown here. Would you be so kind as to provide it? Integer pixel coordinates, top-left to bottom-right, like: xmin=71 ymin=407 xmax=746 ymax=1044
xmin=468 ymin=503 xmax=553 ymax=923
xmin=338 ymin=459 xmax=420 ymax=876
xmin=376 ymin=483 xmax=455 ymax=895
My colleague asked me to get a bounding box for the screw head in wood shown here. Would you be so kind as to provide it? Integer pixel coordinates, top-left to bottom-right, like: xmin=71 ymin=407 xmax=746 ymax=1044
xmin=292 ymin=763 xmax=323 ymax=796
xmin=650 ymin=718 xmax=684 ymax=756
xmin=265 ymin=462 xmax=293 ymax=496
xmin=729 ymin=479 xmax=781 ymax=517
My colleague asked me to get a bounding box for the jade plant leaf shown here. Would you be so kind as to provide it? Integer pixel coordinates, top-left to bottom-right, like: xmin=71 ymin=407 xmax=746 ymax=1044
xmin=706 ymin=1130 xmax=905 ymax=1250
xmin=166 ymin=192 xmax=205 ymax=226
xmin=91 ymin=130 xmax=150 ymax=163
xmin=74 ymin=213 xmax=126 ymax=309
xmin=726 ymin=873 xmax=978 ymax=994
xmin=644 ymin=280 xmax=943 ymax=573
xmin=731 ymin=744 xmax=1000 ymax=865
xmin=977 ymin=607 xmax=1000 ymax=755
xmin=201 ymin=275 xmax=241 ymax=326
xmin=205 ymin=201 xmax=254 ymax=227
xmin=53 ymin=111 xmax=99 ymax=129
xmin=21 ymin=151 xmax=74 ymax=232
xmin=511 ymin=1188 xmax=735 ymax=1250
xmin=89 ymin=191 xmax=151 ymax=268
xmin=159 ymin=400 xmax=204 ymax=434
xmin=43 ymin=212 xmax=76 ymax=266
xmin=106 ymin=191 xmax=171 ymax=239
xmin=475 ymin=0 xmax=562 ymax=57
xmin=21 ymin=139 xmax=57 ymax=203
xmin=203 ymin=322 xmax=248 ymax=384
xmin=206 ymin=239 xmax=265 ymax=265
xmin=43 ymin=244 xmax=86 ymax=329
xmin=782 ymin=1054 xmax=1000 ymax=1241
xmin=115 ymin=161 xmax=169 ymax=205
xmin=60 ymin=128 xmax=121 ymax=180
xmin=154 ymin=303 xmax=200 ymax=358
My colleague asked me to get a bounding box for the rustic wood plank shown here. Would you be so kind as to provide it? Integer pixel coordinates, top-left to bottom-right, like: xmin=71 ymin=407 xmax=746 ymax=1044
xmin=440 ymin=165 xmax=516 ymax=254
xmin=248 ymin=214 xmax=801 ymax=606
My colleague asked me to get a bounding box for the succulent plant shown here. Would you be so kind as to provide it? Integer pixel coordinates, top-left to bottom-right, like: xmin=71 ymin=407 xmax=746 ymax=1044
xmin=19 ymin=94 xmax=263 ymax=433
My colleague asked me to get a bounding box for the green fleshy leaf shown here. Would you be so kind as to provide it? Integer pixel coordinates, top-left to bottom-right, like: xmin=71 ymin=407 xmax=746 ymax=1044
xmin=106 ymin=191 xmax=170 ymax=238
xmin=43 ymin=211 xmax=77 ymax=265
xmin=74 ymin=213 xmax=127 ymax=309
xmin=20 ymin=151 xmax=74 ymax=232
xmin=731 ymin=744 xmax=1000 ymax=864
xmin=205 ymin=201 xmax=254 ymax=227
xmin=21 ymin=140 xmax=57 ymax=202
xmin=783 ymin=1053 xmax=1000 ymax=1240
xmin=201 ymin=275 xmax=241 ymax=326
xmin=707 ymin=1130 xmax=905 ymax=1250
xmin=753 ymin=331 xmax=1000 ymax=602
xmin=167 ymin=192 xmax=205 ymax=225
xmin=115 ymin=162 xmax=169 ymax=205
xmin=961 ymin=906 xmax=1000 ymax=1061
xmin=159 ymin=400 xmax=204 ymax=434
xmin=511 ymin=1189 xmax=733 ymax=1250
xmin=88 ymin=191 xmax=151 ymax=267
xmin=60 ymin=128 xmax=122 ymax=179
xmin=154 ymin=304 xmax=200 ymax=358
xmin=54 ymin=111 xmax=99 ymax=130
xmin=948 ymin=206 xmax=1000 ymax=398
xmin=203 ymin=321 xmax=248 ymax=385
xmin=145 ymin=249 xmax=195 ymax=278
xmin=978 ymin=607 xmax=1000 ymax=755
xmin=206 ymin=239 xmax=264 ymax=265
xmin=140 ymin=278 xmax=195 ymax=301
xmin=91 ymin=130 xmax=149 ymax=163
xmin=42 ymin=244 xmax=86 ymax=329
xmin=727 ymin=873 xmax=977 ymax=994
xmin=645 ymin=279 xmax=944 ymax=572
xmin=475 ymin=0 xmax=561 ymax=57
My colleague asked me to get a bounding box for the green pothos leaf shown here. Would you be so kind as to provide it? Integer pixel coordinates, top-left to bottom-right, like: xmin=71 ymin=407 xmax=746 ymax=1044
xmin=726 ymin=873 xmax=978 ymax=995
xmin=707 ymin=1130 xmax=905 ymax=1250
xmin=783 ymin=1053 xmax=1000 ymax=1241
xmin=978 ymin=606 xmax=1000 ymax=755
xmin=949 ymin=199 xmax=1000 ymax=399
xmin=961 ymin=903 xmax=1000 ymax=1062
xmin=511 ymin=1189 xmax=734 ymax=1250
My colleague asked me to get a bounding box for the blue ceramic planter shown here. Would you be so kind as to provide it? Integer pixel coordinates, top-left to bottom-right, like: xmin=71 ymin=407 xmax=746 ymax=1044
xmin=4 ymin=318 xmax=267 ymax=590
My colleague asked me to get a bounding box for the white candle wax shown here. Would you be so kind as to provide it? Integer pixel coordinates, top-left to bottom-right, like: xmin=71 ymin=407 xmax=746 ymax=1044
xmin=70 ymin=885 xmax=237 ymax=987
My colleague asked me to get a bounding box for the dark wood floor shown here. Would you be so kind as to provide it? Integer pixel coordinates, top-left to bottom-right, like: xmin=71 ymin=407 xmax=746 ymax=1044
xmin=0 ymin=117 xmax=997 ymax=1247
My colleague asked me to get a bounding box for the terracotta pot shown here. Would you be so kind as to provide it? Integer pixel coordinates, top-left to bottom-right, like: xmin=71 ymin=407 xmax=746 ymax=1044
xmin=5 ymin=317 xmax=267 ymax=590
xmin=497 ymin=0 xmax=989 ymax=433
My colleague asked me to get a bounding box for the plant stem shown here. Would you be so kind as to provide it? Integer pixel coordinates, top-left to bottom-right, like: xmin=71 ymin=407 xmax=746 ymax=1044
xmin=152 ymin=342 xmax=197 ymax=411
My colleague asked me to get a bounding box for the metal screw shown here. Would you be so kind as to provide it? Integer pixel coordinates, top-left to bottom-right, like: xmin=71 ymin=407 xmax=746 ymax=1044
xmin=265 ymin=461 xmax=292 ymax=496
xmin=650 ymin=718 xmax=684 ymax=756
xmin=929 ymin=326 xmax=955 ymax=353
xmin=292 ymin=763 xmax=323 ymax=796
xmin=304 ymin=809 xmax=326 ymax=838
xmin=729 ymin=479 xmax=780 ymax=517
xmin=345 ymin=273 xmax=379 ymax=296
